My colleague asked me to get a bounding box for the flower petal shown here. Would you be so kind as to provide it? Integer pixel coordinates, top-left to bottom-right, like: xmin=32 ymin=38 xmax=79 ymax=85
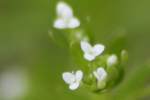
xmin=69 ymin=82 xmax=80 ymax=90
xmin=68 ymin=17 xmax=80 ymax=28
xmin=56 ymin=2 xmax=73 ymax=19
xmin=75 ymin=70 xmax=83 ymax=82
xmin=93 ymin=44 xmax=105 ymax=56
xmin=54 ymin=19 xmax=67 ymax=29
xmin=84 ymin=53 xmax=95 ymax=61
xmin=80 ymin=41 xmax=92 ymax=53
xmin=62 ymin=72 xmax=75 ymax=84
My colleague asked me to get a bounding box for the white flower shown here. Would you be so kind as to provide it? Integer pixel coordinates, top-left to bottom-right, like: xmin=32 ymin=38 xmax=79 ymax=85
xmin=107 ymin=54 xmax=118 ymax=67
xmin=62 ymin=70 xmax=83 ymax=90
xmin=80 ymin=41 xmax=105 ymax=61
xmin=54 ymin=1 xmax=80 ymax=29
xmin=93 ymin=67 xmax=107 ymax=82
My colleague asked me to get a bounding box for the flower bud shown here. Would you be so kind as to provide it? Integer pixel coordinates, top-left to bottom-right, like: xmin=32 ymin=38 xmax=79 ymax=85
xmin=121 ymin=49 xmax=128 ymax=63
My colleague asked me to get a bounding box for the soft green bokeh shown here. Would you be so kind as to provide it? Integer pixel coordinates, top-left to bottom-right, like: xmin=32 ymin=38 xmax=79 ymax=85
xmin=0 ymin=0 xmax=150 ymax=100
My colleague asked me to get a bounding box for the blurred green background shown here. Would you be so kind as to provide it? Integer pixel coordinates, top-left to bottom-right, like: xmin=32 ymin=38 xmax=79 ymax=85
xmin=0 ymin=0 xmax=150 ymax=100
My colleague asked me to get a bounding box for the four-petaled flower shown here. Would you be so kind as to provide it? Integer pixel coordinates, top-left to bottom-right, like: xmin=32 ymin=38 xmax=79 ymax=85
xmin=80 ymin=41 xmax=105 ymax=61
xmin=62 ymin=70 xmax=83 ymax=90
xmin=93 ymin=67 xmax=107 ymax=82
xmin=54 ymin=2 xmax=80 ymax=29
xmin=107 ymin=54 xmax=118 ymax=67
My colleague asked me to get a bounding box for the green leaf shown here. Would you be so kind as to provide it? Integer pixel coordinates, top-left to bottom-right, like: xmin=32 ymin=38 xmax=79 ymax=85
xmin=113 ymin=62 xmax=150 ymax=100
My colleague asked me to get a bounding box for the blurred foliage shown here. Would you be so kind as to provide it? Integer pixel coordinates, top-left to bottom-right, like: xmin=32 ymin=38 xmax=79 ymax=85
xmin=0 ymin=0 xmax=150 ymax=100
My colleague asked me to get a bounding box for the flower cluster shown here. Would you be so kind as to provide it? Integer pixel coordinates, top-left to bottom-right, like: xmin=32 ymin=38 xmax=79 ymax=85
xmin=52 ymin=1 xmax=127 ymax=92
xmin=54 ymin=1 xmax=80 ymax=29
xmin=62 ymin=40 xmax=119 ymax=91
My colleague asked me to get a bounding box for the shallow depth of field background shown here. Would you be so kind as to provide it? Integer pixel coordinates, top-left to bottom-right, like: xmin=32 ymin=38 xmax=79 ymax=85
xmin=0 ymin=0 xmax=150 ymax=100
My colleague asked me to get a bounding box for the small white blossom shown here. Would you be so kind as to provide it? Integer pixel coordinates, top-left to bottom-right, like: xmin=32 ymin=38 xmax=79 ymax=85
xmin=80 ymin=41 xmax=105 ymax=61
xmin=54 ymin=2 xmax=80 ymax=29
xmin=107 ymin=54 xmax=118 ymax=67
xmin=93 ymin=67 xmax=107 ymax=82
xmin=62 ymin=70 xmax=83 ymax=90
